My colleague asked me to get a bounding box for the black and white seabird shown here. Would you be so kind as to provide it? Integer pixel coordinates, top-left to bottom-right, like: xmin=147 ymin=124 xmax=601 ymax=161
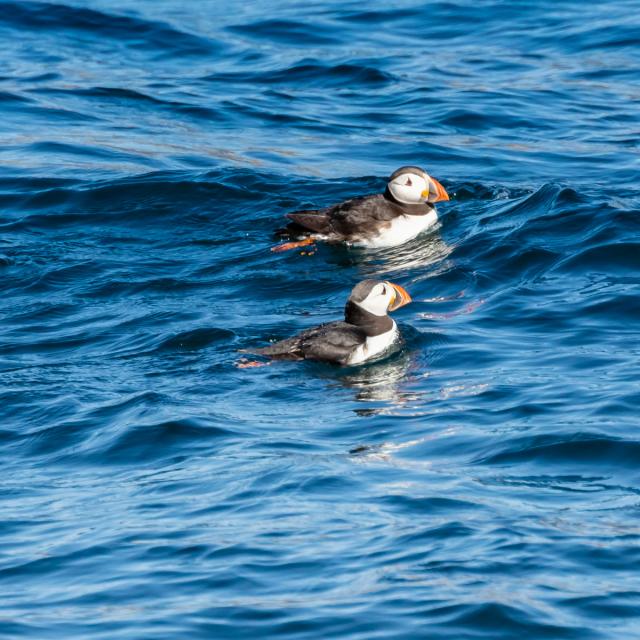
xmin=272 ymin=166 xmax=449 ymax=252
xmin=242 ymin=279 xmax=411 ymax=366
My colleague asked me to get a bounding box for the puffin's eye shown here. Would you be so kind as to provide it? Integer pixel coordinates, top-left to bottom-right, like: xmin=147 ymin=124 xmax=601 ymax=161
xmin=405 ymin=178 xmax=412 ymax=186
xmin=381 ymin=285 xmax=387 ymax=296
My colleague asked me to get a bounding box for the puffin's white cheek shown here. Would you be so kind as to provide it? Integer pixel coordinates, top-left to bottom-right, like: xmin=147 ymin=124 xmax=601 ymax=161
xmin=390 ymin=184 xmax=419 ymax=204
xmin=377 ymin=297 xmax=390 ymax=314
xmin=359 ymin=294 xmax=390 ymax=316
xmin=389 ymin=176 xmax=428 ymax=204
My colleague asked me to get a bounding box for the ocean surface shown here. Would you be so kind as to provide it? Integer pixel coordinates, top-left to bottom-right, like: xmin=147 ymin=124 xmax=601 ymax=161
xmin=1 ymin=1 xmax=639 ymax=638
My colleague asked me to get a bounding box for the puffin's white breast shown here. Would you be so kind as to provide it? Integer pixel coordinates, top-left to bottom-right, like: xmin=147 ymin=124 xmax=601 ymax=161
xmin=355 ymin=210 xmax=438 ymax=249
xmin=347 ymin=322 xmax=399 ymax=365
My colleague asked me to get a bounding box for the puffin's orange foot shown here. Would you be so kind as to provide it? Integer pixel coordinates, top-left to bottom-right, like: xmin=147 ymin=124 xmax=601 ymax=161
xmin=235 ymin=358 xmax=271 ymax=369
xmin=271 ymin=237 xmax=316 ymax=253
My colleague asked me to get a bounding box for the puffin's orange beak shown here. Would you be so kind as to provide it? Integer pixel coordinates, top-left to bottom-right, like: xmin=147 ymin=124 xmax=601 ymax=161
xmin=387 ymin=282 xmax=412 ymax=312
xmin=421 ymin=177 xmax=450 ymax=203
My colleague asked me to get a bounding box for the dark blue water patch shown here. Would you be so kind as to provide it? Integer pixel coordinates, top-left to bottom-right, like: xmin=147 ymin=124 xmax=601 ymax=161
xmin=203 ymin=61 xmax=396 ymax=89
xmin=0 ymin=90 xmax=33 ymax=103
xmin=220 ymin=99 xmax=328 ymax=129
xmin=476 ymin=433 xmax=640 ymax=469
xmin=15 ymin=72 xmax=62 ymax=83
xmin=561 ymin=592 xmax=640 ymax=620
xmin=97 ymin=418 xmax=234 ymax=464
xmin=0 ymin=176 xmax=82 ymax=193
xmin=30 ymin=85 xmax=226 ymax=122
xmin=564 ymin=23 xmax=640 ymax=52
xmin=28 ymin=141 xmax=164 ymax=167
xmin=554 ymin=242 xmax=640 ymax=275
xmin=441 ymin=108 xmax=553 ymax=132
xmin=10 ymin=104 xmax=102 ymax=124
xmin=157 ymin=327 xmax=236 ymax=352
xmin=0 ymin=172 xmax=259 ymax=228
xmin=336 ymin=7 xmax=424 ymax=24
xmin=0 ymin=1 xmax=218 ymax=56
xmin=227 ymin=19 xmax=340 ymax=45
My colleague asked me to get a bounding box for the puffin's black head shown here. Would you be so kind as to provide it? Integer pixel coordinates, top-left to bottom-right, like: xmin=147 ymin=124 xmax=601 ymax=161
xmin=387 ymin=166 xmax=449 ymax=205
xmin=347 ymin=279 xmax=412 ymax=317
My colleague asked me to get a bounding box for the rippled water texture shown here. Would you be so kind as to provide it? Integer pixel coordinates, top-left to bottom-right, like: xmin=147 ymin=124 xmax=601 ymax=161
xmin=1 ymin=1 xmax=640 ymax=638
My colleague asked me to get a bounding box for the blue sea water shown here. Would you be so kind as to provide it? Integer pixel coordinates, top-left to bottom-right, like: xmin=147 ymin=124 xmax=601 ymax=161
xmin=1 ymin=0 xmax=639 ymax=637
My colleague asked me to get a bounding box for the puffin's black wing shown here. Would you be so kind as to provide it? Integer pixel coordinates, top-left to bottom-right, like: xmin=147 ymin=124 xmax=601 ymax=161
xmin=248 ymin=321 xmax=366 ymax=365
xmin=246 ymin=335 xmax=306 ymax=360
xmin=299 ymin=322 xmax=366 ymax=364
xmin=285 ymin=194 xmax=402 ymax=240
xmin=328 ymin=194 xmax=409 ymax=236
xmin=285 ymin=209 xmax=333 ymax=235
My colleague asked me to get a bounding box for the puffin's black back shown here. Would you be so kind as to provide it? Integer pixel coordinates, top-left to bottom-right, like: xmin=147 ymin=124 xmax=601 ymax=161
xmin=248 ymin=321 xmax=366 ymax=365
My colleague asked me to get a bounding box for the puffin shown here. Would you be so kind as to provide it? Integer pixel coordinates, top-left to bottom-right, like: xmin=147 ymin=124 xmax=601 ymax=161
xmin=272 ymin=166 xmax=449 ymax=252
xmin=241 ymin=279 xmax=411 ymax=366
